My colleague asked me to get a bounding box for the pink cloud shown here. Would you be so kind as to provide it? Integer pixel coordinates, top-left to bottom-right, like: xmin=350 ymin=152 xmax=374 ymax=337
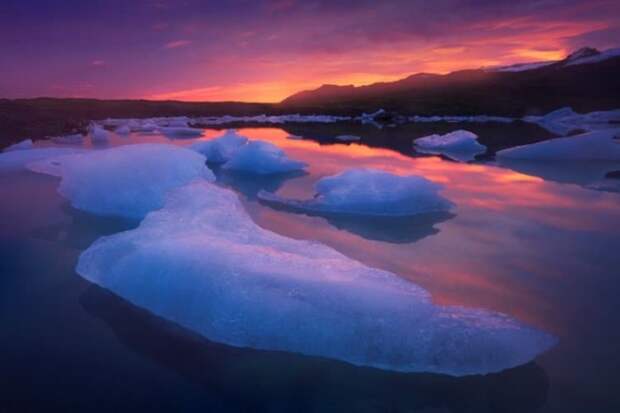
xmin=163 ymin=40 xmax=192 ymax=49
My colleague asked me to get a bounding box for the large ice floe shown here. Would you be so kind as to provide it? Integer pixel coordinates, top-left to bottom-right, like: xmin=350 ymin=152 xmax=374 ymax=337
xmin=497 ymin=129 xmax=620 ymax=161
xmin=522 ymin=107 xmax=620 ymax=136
xmin=27 ymin=144 xmax=213 ymax=219
xmin=191 ymin=130 xmax=306 ymax=174
xmin=259 ymin=168 xmax=453 ymax=216
xmin=414 ymin=130 xmax=487 ymax=162
xmin=76 ymin=180 xmax=555 ymax=376
xmin=0 ymin=147 xmax=87 ymax=171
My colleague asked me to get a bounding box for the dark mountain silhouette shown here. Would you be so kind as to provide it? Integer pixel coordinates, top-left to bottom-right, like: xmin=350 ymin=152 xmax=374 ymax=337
xmin=279 ymin=47 xmax=620 ymax=116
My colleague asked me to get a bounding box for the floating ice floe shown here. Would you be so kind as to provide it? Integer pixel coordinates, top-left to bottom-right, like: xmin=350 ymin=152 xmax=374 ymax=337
xmin=52 ymin=133 xmax=84 ymax=145
xmin=115 ymin=124 xmax=131 ymax=135
xmin=414 ymin=130 xmax=487 ymax=162
xmin=27 ymin=144 xmax=213 ymax=219
xmin=191 ymin=114 xmax=351 ymax=125
xmin=77 ymin=180 xmax=555 ymax=376
xmin=259 ymin=168 xmax=452 ymax=216
xmin=335 ymin=135 xmax=361 ymax=142
xmin=497 ymin=129 xmax=620 ymax=161
xmin=410 ymin=115 xmax=514 ymax=123
xmin=190 ymin=130 xmax=249 ymax=163
xmin=0 ymin=147 xmax=87 ymax=171
xmin=3 ymin=139 xmax=33 ymax=152
xmin=222 ymin=140 xmax=307 ymax=174
xmin=522 ymin=107 xmax=620 ymax=136
xmin=89 ymin=124 xmax=110 ymax=143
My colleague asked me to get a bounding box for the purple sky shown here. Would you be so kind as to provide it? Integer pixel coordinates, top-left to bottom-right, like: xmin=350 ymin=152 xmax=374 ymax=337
xmin=1 ymin=0 xmax=618 ymax=102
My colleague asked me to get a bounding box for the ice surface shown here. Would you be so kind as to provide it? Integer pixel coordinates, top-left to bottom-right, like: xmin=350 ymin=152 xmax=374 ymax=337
xmin=335 ymin=135 xmax=361 ymax=141
xmin=0 ymin=147 xmax=86 ymax=171
xmin=414 ymin=130 xmax=487 ymax=162
xmin=28 ymin=144 xmax=213 ymax=219
xmin=222 ymin=140 xmax=307 ymax=174
xmin=77 ymin=180 xmax=555 ymax=376
xmin=190 ymin=130 xmax=249 ymax=163
xmin=259 ymin=168 xmax=453 ymax=216
xmin=3 ymin=139 xmax=33 ymax=152
xmin=497 ymin=129 xmax=620 ymax=161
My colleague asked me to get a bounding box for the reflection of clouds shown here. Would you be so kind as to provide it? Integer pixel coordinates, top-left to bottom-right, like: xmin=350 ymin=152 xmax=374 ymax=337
xmin=231 ymin=127 xmax=620 ymax=334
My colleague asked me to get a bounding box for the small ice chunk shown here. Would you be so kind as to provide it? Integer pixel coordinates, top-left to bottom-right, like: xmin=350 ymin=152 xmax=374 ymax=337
xmin=222 ymin=140 xmax=307 ymax=174
xmin=497 ymin=129 xmax=620 ymax=161
xmin=77 ymin=180 xmax=555 ymax=376
xmin=191 ymin=130 xmax=249 ymax=163
xmin=259 ymin=168 xmax=452 ymax=216
xmin=52 ymin=134 xmax=84 ymax=145
xmin=115 ymin=124 xmax=131 ymax=135
xmin=3 ymin=139 xmax=33 ymax=152
xmin=335 ymin=135 xmax=361 ymax=142
xmin=90 ymin=124 xmax=110 ymax=143
xmin=414 ymin=130 xmax=486 ymax=162
xmin=27 ymin=144 xmax=213 ymax=219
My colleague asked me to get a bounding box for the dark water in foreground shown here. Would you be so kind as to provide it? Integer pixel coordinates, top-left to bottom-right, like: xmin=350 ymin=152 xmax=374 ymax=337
xmin=1 ymin=125 xmax=620 ymax=412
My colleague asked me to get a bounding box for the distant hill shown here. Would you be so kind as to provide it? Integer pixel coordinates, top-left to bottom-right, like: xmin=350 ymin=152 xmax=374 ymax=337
xmin=279 ymin=47 xmax=620 ymax=116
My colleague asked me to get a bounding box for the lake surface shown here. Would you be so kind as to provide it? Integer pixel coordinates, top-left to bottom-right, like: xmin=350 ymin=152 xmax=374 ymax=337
xmin=1 ymin=124 xmax=620 ymax=412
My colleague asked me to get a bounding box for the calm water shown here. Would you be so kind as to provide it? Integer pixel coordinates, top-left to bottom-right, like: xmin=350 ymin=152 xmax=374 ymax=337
xmin=1 ymin=125 xmax=619 ymax=412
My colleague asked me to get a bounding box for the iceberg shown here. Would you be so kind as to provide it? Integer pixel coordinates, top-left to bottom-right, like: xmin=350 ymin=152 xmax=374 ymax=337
xmin=190 ymin=130 xmax=249 ymax=163
xmin=414 ymin=130 xmax=486 ymax=162
xmin=77 ymin=180 xmax=555 ymax=376
xmin=258 ymin=168 xmax=452 ymax=216
xmin=28 ymin=144 xmax=213 ymax=219
xmin=3 ymin=139 xmax=33 ymax=152
xmin=89 ymin=124 xmax=110 ymax=143
xmin=496 ymin=129 xmax=620 ymax=161
xmin=222 ymin=140 xmax=307 ymax=175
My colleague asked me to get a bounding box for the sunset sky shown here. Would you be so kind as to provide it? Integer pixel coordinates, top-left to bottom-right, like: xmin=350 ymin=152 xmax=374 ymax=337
xmin=1 ymin=0 xmax=619 ymax=102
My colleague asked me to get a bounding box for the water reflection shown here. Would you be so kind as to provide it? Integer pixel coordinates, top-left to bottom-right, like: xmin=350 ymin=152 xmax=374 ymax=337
xmin=81 ymin=285 xmax=549 ymax=413
xmin=210 ymin=163 xmax=307 ymax=200
xmin=30 ymin=204 xmax=138 ymax=250
xmin=259 ymin=196 xmax=455 ymax=244
xmin=497 ymin=159 xmax=620 ymax=193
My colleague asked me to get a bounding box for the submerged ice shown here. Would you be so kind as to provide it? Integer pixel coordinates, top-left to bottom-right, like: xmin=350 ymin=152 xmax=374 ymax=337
xmin=28 ymin=144 xmax=213 ymax=219
xmin=77 ymin=181 xmax=555 ymax=376
xmin=258 ymin=168 xmax=452 ymax=216
xmin=414 ymin=130 xmax=486 ymax=162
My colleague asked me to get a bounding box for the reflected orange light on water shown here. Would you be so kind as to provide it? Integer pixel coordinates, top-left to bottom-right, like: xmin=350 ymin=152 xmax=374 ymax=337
xmin=194 ymin=128 xmax=620 ymax=331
